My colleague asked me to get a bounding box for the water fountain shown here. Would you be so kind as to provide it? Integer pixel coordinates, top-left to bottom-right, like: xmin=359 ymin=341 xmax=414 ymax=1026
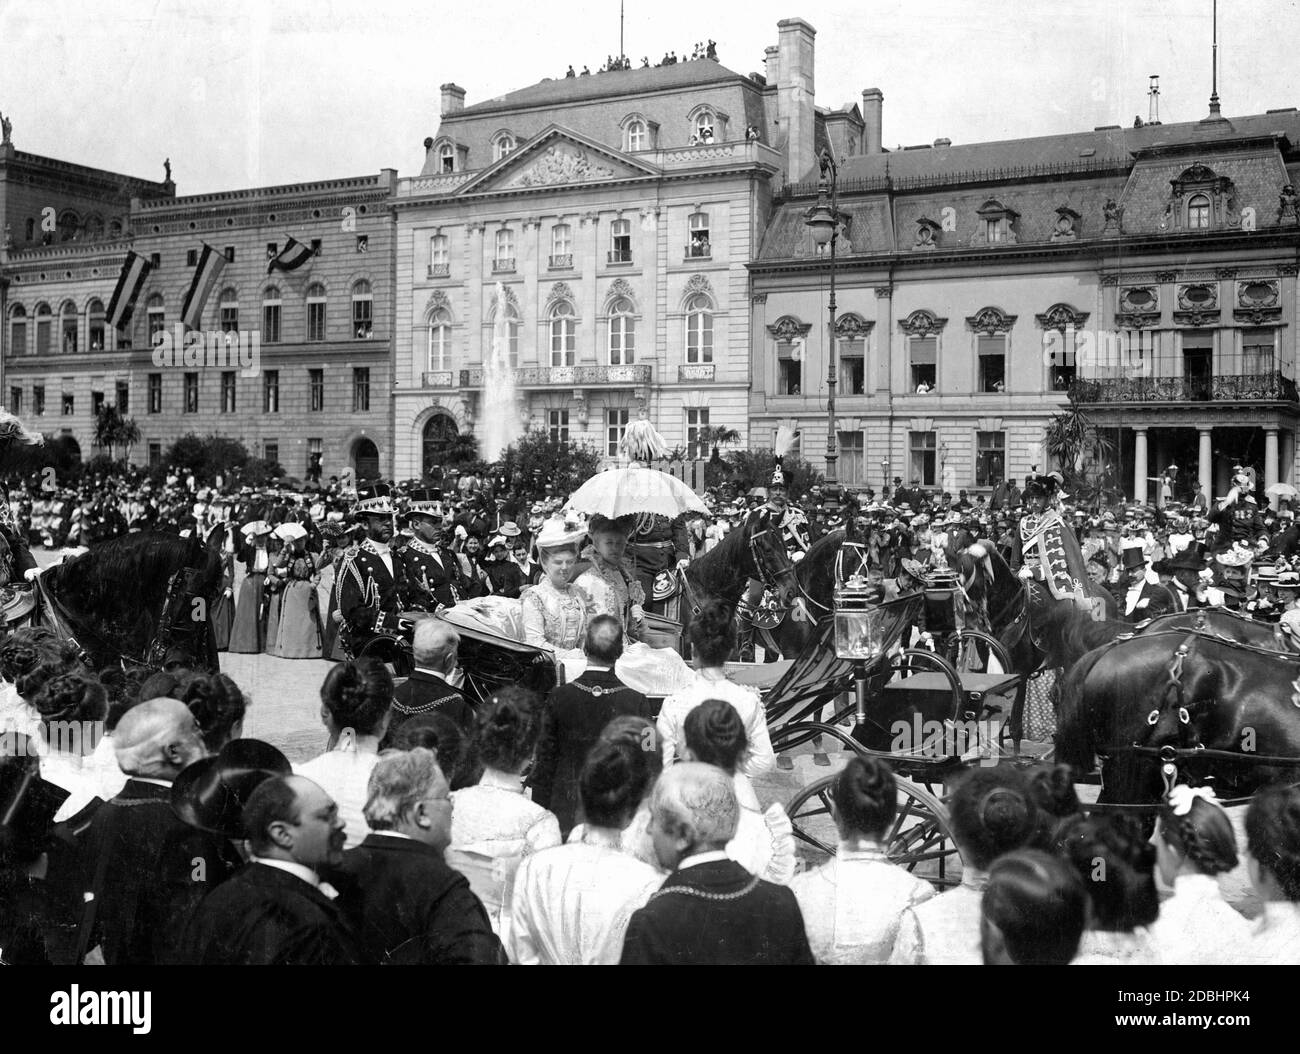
xmin=480 ymin=282 xmax=523 ymax=461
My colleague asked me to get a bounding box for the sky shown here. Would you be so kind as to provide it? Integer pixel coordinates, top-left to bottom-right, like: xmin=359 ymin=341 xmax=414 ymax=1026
xmin=0 ymin=0 xmax=1296 ymax=195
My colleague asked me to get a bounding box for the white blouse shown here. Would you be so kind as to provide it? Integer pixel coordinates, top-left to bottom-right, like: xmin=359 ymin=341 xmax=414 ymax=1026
xmin=294 ymin=732 xmax=384 ymax=851
xmin=658 ymin=673 xmax=777 ymax=781
xmin=890 ymin=870 xmax=987 ymax=965
xmin=1073 ymin=927 xmax=1161 ymax=965
xmin=1238 ymin=902 xmax=1300 ymax=965
xmin=1150 ymin=873 xmax=1253 ymax=965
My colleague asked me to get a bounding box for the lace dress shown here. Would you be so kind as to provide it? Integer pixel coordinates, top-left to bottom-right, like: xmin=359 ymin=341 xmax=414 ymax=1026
xmin=890 ymin=870 xmax=987 ymax=965
xmin=1150 ymin=873 xmax=1253 ymax=965
xmin=520 ymin=579 xmax=592 ymax=651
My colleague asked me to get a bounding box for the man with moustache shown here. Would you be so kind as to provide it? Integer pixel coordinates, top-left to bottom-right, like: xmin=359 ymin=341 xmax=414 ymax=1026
xmin=398 ymin=488 xmax=472 ymax=612
xmin=336 ymin=483 xmax=414 ymax=657
xmin=181 ymin=775 xmax=360 ymax=965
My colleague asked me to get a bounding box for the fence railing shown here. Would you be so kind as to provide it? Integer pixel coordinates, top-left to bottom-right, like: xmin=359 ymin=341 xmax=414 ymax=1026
xmin=1070 ymin=372 xmax=1299 ymax=404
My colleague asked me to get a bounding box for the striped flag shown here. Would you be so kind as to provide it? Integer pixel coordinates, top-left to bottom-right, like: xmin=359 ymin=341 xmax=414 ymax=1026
xmin=267 ymin=236 xmax=314 ymax=274
xmin=180 ymin=243 xmax=227 ymax=330
xmin=105 ymin=250 xmax=152 ymax=329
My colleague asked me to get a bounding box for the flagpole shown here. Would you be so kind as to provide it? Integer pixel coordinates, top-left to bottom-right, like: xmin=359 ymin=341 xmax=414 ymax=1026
xmin=620 ymin=0 xmax=624 ymax=60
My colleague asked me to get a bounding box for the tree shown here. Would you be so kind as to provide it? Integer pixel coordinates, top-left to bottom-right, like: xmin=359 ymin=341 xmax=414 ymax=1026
xmin=92 ymin=405 xmax=141 ymax=463
xmin=697 ymin=425 xmax=741 ymax=463
xmin=162 ymin=433 xmax=255 ymax=483
xmin=495 ymin=431 xmax=602 ymax=497
xmin=1046 ymin=390 xmax=1115 ymax=506
xmin=724 ymin=447 xmax=823 ymax=497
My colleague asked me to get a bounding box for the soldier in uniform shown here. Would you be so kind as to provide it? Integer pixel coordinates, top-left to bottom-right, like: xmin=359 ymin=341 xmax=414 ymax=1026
xmin=628 ymin=512 xmax=690 ymax=615
xmin=335 ymin=483 xmax=415 ymax=658
xmin=736 ymin=456 xmax=809 ymax=661
xmin=398 ymin=488 xmax=473 ymax=613
xmin=1208 ymin=466 xmax=1266 ymax=552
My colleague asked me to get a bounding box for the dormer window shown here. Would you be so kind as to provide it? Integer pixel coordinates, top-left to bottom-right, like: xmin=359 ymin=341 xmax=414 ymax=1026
xmin=627 ymin=120 xmax=646 ymax=151
xmin=972 ymin=200 xmax=1018 ymax=246
xmin=1187 ymin=194 xmax=1211 ymax=229
xmin=693 ymin=112 xmax=715 ymax=143
xmin=493 ymin=133 xmax=515 ymax=162
xmin=687 ymin=104 xmax=728 ymax=145
xmin=439 ymin=143 xmax=455 ymax=173
xmin=1166 ymin=163 xmax=1235 ymax=231
xmin=621 ymin=113 xmax=658 ymax=152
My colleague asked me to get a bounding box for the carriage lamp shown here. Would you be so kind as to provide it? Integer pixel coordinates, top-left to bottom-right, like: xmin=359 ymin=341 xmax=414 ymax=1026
xmin=834 ymin=573 xmax=885 ymax=725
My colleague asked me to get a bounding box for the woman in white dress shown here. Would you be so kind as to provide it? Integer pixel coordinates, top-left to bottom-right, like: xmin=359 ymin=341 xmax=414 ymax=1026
xmin=1241 ymin=783 xmax=1300 ymax=965
xmin=891 ymin=766 xmax=1040 ymax=965
xmin=681 ymin=698 xmax=794 ymax=884
xmin=573 ymin=514 xmax=644 ymax=641
xmin=980 ymin=849 xmax=1087 ymax=964
xmin=1150 ymin=786 xmax=1252 ymax=964
xmin=508 ymin=737 xmax=661 ymax=964
xmin=1056 ymin=813 xmax=1161 ymax=964
xmin=569 ymin=715 xmax=663 ymax=870
xmin=792 ymin=756 xmax=935 ymax=963
xmin=657 ymin=600 xmax=776 ymax=780
xmin=447 ymin=686 xmax=562 ymax=940
xmin=520 ymin=519 xmax=592 ymax=653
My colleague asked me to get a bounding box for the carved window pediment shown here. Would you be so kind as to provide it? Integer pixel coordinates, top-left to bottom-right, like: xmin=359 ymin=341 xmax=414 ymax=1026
xmin=1035 ymin=303 xmax=1089 ymax=332
xmin=835 ymin=313 xmax=874 ymax=338
xmin=966 ymin=306 xmax=1017 ymax=334
xmin=605 ymin=277 xmax=637 ymax=311
xmin=1119 ymin=286 xmax=1159 ymax=314
xmin=767 ymin=315 xmax=812 ymax=341
xmin=1176 ymin=283 xmax=1217 ymax=311
xmin=683 ymin=274 xmax=715 ymax=303
xmin=1238 ymin=279 xmax=1279 ymax=309
xmin=899 ymin=309 xmax=947 ymax=337
xmin=1051 ymin=205 xmax=1081 ymax=241
xmin=545 ymin=282 xmax=576 ymax=313
xmin=424 ymin=289 xmax=454 ymax=321
xmin=490 ymin=285 xmax=521 ymax=320
xmin=970 ymin=200 xmax=1019 ymax=246
xmin=1164 ymin=161 xmax=1236 ymax=231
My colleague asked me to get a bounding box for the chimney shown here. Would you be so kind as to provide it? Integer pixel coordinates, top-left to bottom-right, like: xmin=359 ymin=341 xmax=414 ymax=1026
xmin=776 ymin=18 xmax=816 ymax=182
xmin=764 ymin=45 xmax=780 ymax=83
xmin=861 ymin=88 xmax=883 ymax=154
xmin=440 ymin=83 xmax=466 ymax=117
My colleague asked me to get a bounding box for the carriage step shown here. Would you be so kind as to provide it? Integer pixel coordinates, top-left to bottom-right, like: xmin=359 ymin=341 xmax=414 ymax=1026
xmin=777 ymin=755 xmax=795 ymax=771
xmin=813 ymin=752 xmax=831 ymax=767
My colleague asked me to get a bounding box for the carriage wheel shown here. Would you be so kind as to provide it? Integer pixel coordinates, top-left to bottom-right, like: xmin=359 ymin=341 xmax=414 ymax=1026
xmin=947 ymin=629 xmax=1013 ymax=677
xmin=786 ymin=771 xmax=963 ymax=888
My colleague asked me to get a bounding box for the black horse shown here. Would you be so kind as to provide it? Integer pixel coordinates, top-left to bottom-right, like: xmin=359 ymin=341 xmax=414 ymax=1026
xmin=35 ymin=531 xmax=224 ymax=672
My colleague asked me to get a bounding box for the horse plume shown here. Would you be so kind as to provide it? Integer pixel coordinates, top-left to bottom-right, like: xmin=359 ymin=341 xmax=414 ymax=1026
xmin=773 ymin=423 xmax=799 ymax=458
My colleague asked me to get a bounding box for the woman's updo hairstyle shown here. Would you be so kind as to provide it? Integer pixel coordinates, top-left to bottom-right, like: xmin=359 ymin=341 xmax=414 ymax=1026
xmin=688 ymin=599 xmax=737 ymax=667
xmin=319 ymin=658 xmax=394 ymax=737
xmin=1055 ymin=813 xmax=1159 ymax=931
xmin=598 ymin=715 xmax=662 ymax=790
xmin=475 ymin=684 xmax=541 ymax=774
xmin=1159 ymin=793 xmax=1238 ymax=876
xmin=1245 ymin=783 xmax=1300 ymax=902
xmin=683 ymin=699 xmax=747 ymax=774
xmin=580 ymin=738 xmax=652 ymax=828
xmin=30 ymin=668 xmax=107 ymax=727
xmin=389 ymin=712 xmax=476 ymax=790
xmin=2 ymin=629 xmax=81 ymax=701
xmin=1028 ymin=763 xmax=1083 ymax=847
xmin=97 ymin=666 xmax=150 ymax=732
xmin=588 ymin=514 xmax=633 ymax=537
xmin=948 ymin=767 xmax=1039 ymax=871
xmin=183 ymin=673 xmax=249 ymax=752
xmin=833 ymin=755 xmax=897 ymax=841
xmin=982 ymin=849 xmax=1087 ymax=965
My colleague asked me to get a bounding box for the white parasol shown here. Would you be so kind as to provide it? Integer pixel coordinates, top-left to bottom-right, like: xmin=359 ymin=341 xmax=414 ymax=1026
xmin=565 ymin=464 xmax=709 ymax=519
xmin=1265 ymin=482 xmax=1298 ymax=500
xmin=273 ymin=521 xmax=308 ymax=542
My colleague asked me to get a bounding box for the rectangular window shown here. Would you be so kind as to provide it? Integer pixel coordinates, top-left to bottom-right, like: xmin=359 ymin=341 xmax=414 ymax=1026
xmin=148 ymin=441 xmax=162 ymax=468
xmin=978 ymin=335 xmax=1006 ymax=393
xmin=88 ymin=317 xmax=105 ymax=351
xmin=115 ymin=381 xmax=129 ymax=414
xmin=839 ymin=338 xmax=865 ymax=395
xmin=1242 ymin=328 xmax=1275 ymax=375
xmin=686 ymin=408 xmax=710 ymax=460
xmin=264 ymin=440 xmax=278 ymax=466
xmin=310 ymin=369 xmax=324 ymax=412
xmin=186 ymin=249 xmax=198 ymax=267
xmin=263 ymin=370 xmax=279 ymax=413
xmin=35 ymin=317 xmax=51 ymax=356
xmin=32 ymin=385 xmax=44 ymax=416
xmin=353 ymin=298 xmax=373 ymax=339
xmin=607 ymin=408 xmax=629 ymax=457
xmin=985 ymin=219 xmax=1003 ymax=243
xmin=148 ymin=373 xmax=162 ymax=413
xmin=115 ymin=323 xmax=132 ymax=351
xmin=266 ymin=242 xmax=278 ymax=261
xmin=910 ymin=336 xmax=937 ymax=391
xmin=91 ymin=388 xmax=105 ymax=416
xmin=429 ymin=235 xmax=449 ymax=277
xmin=355 ymin=235 xmax=368 ymax=254
xmin=262 ymin=300 xmax=281 ymax=343
xmin=909 ymin=430 xmax=937 ymax=487
xmin=308 ymin=437 xmax=322 ymax=473
xmin=609 ymin=219 xmax=632 ymax=264
xmin=608 ymin=316 xmax=635 ymax=366
xmin=183 ymin=374 xmax=198 ymax=413
xmin=221 ymin=371 xmax=236 ymax=413
xmin=687 ymin=212 xmax=711 ymax=258
xmin=62 ymin=315 xmax=78 ymax=354
xmin=353 ymin=367 xmax=370 ymax=412
xmin=150 ymin=252 xmax=161 ymax=269
xmin=975 ymin=431 xmax=1006 ymax=488
xmin=777 ymin=341 xmax=802 ymax=395
xmin=10 ymin=319 xmax=26 ymax=357
xmin=494 ymin=229 xmax=515 ymax=271
xmin=1182 ymin=331 xmax=1213 ymax=401
xmin=310 ymin=239 xmax=322 ymax=256
xmin=686 ymin=308 xmax=713 ymax=363
xmin=1049 ymin=331 xmax=1077 ymax=391
xmin=307 ymin=299 xmax=326 ymax=342
xmin=62 ymin=389 xmax=74 ymax=416
xmin=548 ymin=409 xmax=570 ymax=443
xmin=220 ymin=303 xmax=238 ymax=334
xmin=838 ymin=431 xmax=865 ymax=483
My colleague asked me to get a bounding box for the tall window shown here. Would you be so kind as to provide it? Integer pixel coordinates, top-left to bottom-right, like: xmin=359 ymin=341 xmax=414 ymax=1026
xmin=263 ymin=370 xmax=279 ymax=413
xmin=306 ymin=283 xmax=327 ymax=341
xmin=35 ymin=304 xmax=52 ymax=355
xmin=115 ymin=381 xmax=129 ymax=413
xmin=693 ymin=110 xmax=715 ymax=142
xmin=32 ymin=385 xmax=45 ymax=416
xmin=1243 ymin=328 xmax=1276 ymax=375
xmin=1187 ymin=194 xmax=1211 ymax=229
xmin=92 ymin=387 xmax=104 ymax=416
xmin=609 ymin=219 xmax=632 ymax=264
xmin=550 ymin=224 xmax=572 ymax=268
xmin=840 ymin=337 xmax=865 ymax=395
xmin=264 ymin=441 xmax=279 ymax=467
xmin=838 ymin=431 xmax=865 ymax=483
xmin=429 ymin=234 xmax=449 ymax=277
xmin=607 ymin=408 xmax=629 ymax=457
xmin=910 ymin=336 xmax=936 ymax=390
xmin=978 ymin=335 xmax=1006 ymax=392
xmin=9 ymin=388 xmax=20 ymax=414
xmin=778 ymin=340 xmax=802 ymax=395
xmin=984 ymin=219 xmax=1004 ymax=244
xmin=686 ymin=408 xmax=709 ymax=459
xmin=909 ymin=430 xmax=937 ymax=487
xmin=428 ymin=309 xmax=452 ymax=371
xmin=352 ymin=279 xmax=373 ymax=339
xmin=493 ymin=134 xmax=515 ymax=161
xmin=687 ymin=212 xmax=711 ymax=257
xmin=626 ymin=119 xmax=647 ymax=151
xmin=548 ymin=409 xmax=570 ymax=443
xmin=496 ymin=303 xmax=520 ymax=368
xmin=439 ymin=143 xmax=454 ymax=173
xmin=183 ymin=372 xmax=198 ymax=413
xmin=262 ymin=287 xmax=282 ymax=343
xmin=309 ymin=369 xmax=324 ymax=412
xmin=147 ymin=373 xmax=162 ymax=414
xmin=146 ymin=294 xmax=166 ymax=342
xmin=1049 ymin=330 xmax=1077 ymax=391
xmin=88 ymin=299 xmax=106 ymax=350
xmin=607 ymin=297 xmax=635 ymax=365
xmin=148 ymin=442 xmax=162 ymax=468
xmin=550 ymin=301 xmax=576 ymax=366
xmin=353 ymin=368 xmax=371 ymax=412
xmin=494 ymin=229 xmax=515 ymax=271
xmin=975 ymin=431 xmax=1006 ymax=487
xmin=9 ymin=307 xmax=26 ymax=357
xmin=218 ymin=288 xmax=239 ymax=333
xmin=62 ymin=385 xmax=74 ymax=415
xmin=61 ymin=302 xmax=78 ymax=353
xmin=685 ymin=294 xmax=713 ymax=363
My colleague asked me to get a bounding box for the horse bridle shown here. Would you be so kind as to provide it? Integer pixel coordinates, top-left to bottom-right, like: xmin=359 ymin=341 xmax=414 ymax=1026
xmin=677 ymin=520 xmax=798 ymax=619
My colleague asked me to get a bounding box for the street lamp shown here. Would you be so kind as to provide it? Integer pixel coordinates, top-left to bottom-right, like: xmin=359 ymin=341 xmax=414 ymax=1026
xmin=805 ymin=149 xmax=840 ymax=487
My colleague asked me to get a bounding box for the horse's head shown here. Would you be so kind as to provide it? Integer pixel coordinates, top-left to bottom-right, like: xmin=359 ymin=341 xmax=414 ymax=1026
xmin=746 ymin=508 xmax=800 ymax=610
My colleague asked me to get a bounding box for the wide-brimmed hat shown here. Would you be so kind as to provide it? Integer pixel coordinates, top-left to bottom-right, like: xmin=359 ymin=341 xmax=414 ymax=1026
xmin=1215 ymin=545 xmax=1255 ymax=569
xmin=170 ymin=739 xmax=291 ymax=839
xmin=1164 ymin=545 xmax=1207 ymax=573
xmin=498 ymin=522 xmax=521 ymax=538
xmin=535 ymin=517 xmax=587 ymax=552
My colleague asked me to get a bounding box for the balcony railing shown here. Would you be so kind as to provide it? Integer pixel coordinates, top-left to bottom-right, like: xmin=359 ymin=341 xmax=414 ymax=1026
xmin=548 ymin=253 xmax=573 ymax=270
xmin=685 ymin=242 xmax=712 ymax=259
xmin=426 ymin=263 xmax=450 ymax=278
xmin=678 ymin=363 xmax=715 ymax=382
xmin=491 ymin=258 xmax=516 ymax=273
xmin=607 ymin=249 xmax=633 ymax=264
xmin=422 ymin=371 xmax=454 ymax=388
xmin=459 ymin=364 xmax=651 ymax=388
xmin=1070 ymin=372 xmax=1300 ymax=404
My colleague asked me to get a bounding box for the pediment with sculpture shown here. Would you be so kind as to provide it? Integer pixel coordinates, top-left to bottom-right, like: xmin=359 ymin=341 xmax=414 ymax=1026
xmin=458 ymin=129 xmax=657 ymax=195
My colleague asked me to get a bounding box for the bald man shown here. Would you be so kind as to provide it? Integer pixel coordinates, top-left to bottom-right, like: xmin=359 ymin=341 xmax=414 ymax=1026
xmin=386 ymin=619 xmax=473 ymax=740
xmin=73 ymin=698 xmax=235 ymax=964
xmin=619 ymin=764 xmax=813 ymax=965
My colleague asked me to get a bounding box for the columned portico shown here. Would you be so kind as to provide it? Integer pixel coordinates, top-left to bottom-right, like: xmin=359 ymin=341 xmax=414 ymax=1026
xmin=1265 ymin=427 xmax=1281 ymax=509
xmin=1133 ymin=428 xmax=1149 ymax=505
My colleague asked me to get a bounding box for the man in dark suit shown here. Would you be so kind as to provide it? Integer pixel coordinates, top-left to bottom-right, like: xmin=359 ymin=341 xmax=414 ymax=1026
xmin=181 ymin=775 xmax=360 ymax=965
xmin=73 ymin=698 xmax=227 ymax=965
xmin=337 ymin=749 xmax=503 ymax=964
xmin=400 ymin=489 xmax=471 ymax=611
xmin=388 ymin=619 xmax=474 ymax=738
xmin=531 ymin=615 xmax=648 ymax=836
xmin=337 ymin=483 xmax=415 ymax=657
xmin=619 ymin=764 xmax=814 ymax=965
xmin=1113 ymin=542 xmax=1177 ymax=622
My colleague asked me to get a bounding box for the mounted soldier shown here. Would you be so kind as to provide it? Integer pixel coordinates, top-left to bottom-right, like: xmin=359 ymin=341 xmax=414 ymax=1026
xmin=736 ymin=453 xmax=809 ymax=661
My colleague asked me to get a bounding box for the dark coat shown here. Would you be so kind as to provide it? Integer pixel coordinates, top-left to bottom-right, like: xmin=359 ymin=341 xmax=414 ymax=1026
xmin=530 ymin=668 xmax=649 ymax=837
xmin=389 ymin=670 xmax=475 ymax=732
xmin=181 ymin=862 xmax=361 ymax=965
xmin=336 ymin=539 xmax=413 ymax=652
xmin=619 ymin=858 xmax=814 ymax=965
xmin=1113 ymin=579 xmax=1179 ymax=622
xmin=336 ymin=834 xmax=504 ymax=965
xmin=483 ymin=558 xmax=524 ymax=599
xmin=399 ymin=538 xmax=473 ymax=610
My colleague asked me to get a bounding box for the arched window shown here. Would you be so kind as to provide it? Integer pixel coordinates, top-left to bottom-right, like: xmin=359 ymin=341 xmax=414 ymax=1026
xmin=218 ymin=287 xmax=239 ymax=333
xmin=61 ymin=302 xmax=78 ymax=353
xmin=493 ymin=134 xmax=515 ymax=162
xmin=627 ymin=119 xmax=647 ymax=151
xmin=8 ymin=305 xmax=27 ymax=358
xmin=58 ymin=211 xmax=80 ymax=242
xmin=34 ymin=303 xmax=52 ymax=355
xmin=352 ymin=279 xmax=373 ymax=338
xmin=685 ymin=293 xmax=713 ymax=363
xmin=88 ymin=299 xmax=106 ymax=351
xmin=428 ymin=308 xmax=452 ymax=371
xmin=693 ymin=110 xmax=715 ymax=143
xmin=262 ymin=286 xmax=282 ymax=343
xmin=607 ymin=296 xmax=635 ymax=366
xmin=146 ymin=294 xmax=166 ymax=342
xmin=549 ymin=300 xmax=576 ymax=367
xmin=306 ymin=283 xmax=327 ymax=341
xmin=493 ymin=298 xmax=520 ymax=368
xmin=422 ymin=413 xmax=460 ymax=477
xmin=108 ymin=218 xmax=123 ymax=238
xmin=1187 ymin=194 xmax=1211 ymax=229
xmin=439 ymin=143 xmax=455 ymax=173
xmin=85 ymin=215 xmax=105 ymax=240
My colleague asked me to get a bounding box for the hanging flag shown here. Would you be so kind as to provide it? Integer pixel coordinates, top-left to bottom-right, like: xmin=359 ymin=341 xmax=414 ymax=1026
xmin=180 ymin=243 xmax=228 ymax=330
xmin=105 ymin=250 xmax=152 ymax=329
xmin=267 ymin=236 xmax=314 ymax=274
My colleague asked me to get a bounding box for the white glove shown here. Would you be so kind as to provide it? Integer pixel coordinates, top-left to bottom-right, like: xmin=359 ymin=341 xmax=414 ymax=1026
xmin=23 ymin=567 xmax=40 ymax=582
xmin=676 ymin=557 xmax=690 ymax=569
xmin=630 ymin=603 xmax=645 ymax=623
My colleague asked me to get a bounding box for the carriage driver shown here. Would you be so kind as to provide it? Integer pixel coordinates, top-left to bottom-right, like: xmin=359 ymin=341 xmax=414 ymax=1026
xmin=336 ymin=483 xmax=415 ymax=657
xmin=736 ymin=456 xmax=810 ymax=661
xmin=399 ymin=487 xmax=474 ymax=613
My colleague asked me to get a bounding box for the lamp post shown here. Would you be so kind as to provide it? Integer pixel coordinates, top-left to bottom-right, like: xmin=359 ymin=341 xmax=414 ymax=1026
xmin=805 ymin=150 xmax=840 ymax=487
